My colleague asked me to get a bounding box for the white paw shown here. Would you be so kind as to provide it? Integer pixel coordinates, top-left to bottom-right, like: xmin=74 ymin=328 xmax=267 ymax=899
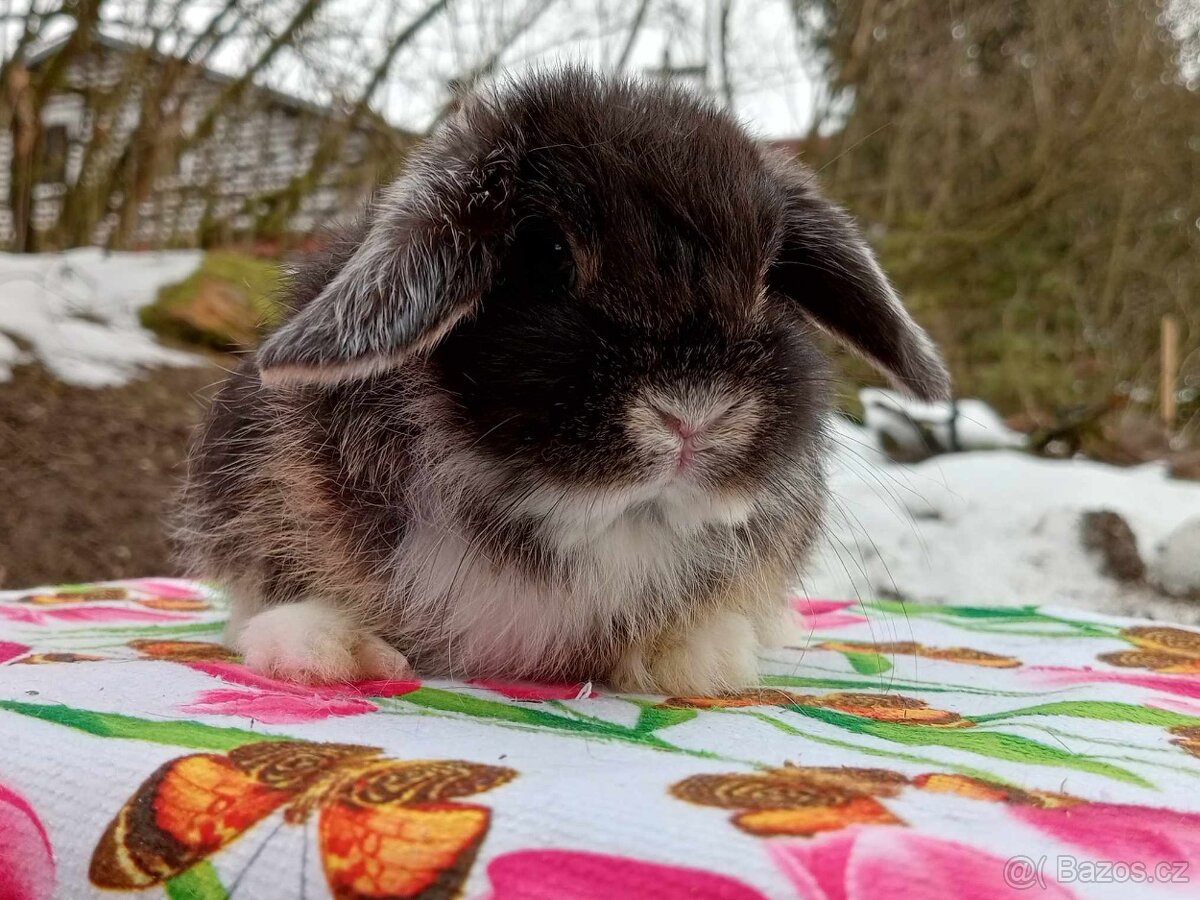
xmin=612 ymin=610 xmax=760 ymax=695
xmin=755 ymin=606 xmax=810 ymax=649
xmin=232 ymin=599 xmax=413 ymax=684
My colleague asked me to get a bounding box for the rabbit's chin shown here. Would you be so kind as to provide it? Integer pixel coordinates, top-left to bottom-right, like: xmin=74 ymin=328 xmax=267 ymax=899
xmin=513 ymin=476 xmax=759 ymax=551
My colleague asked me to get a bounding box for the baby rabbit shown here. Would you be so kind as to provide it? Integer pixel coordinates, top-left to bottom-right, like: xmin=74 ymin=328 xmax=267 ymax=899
xmin=180 ymin=69 xmax=948 ymax=695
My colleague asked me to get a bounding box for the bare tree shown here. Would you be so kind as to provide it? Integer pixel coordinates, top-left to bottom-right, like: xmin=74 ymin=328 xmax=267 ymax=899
xmin=253 ymin=0 xmax=451 ymax=239
xmin=3 ymin=0 xmax=106 ymax=250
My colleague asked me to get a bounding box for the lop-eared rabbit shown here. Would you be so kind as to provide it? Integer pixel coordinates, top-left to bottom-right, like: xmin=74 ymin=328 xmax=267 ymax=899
xmin=181 ymin=70 xmax=948 ymax=695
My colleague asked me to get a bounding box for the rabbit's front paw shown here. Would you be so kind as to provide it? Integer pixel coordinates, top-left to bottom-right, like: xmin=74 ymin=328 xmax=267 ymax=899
xmin=611 ymin=609 xmax=759 ymax=696
xmin=233 ymin=598 xmax=413 ymax=684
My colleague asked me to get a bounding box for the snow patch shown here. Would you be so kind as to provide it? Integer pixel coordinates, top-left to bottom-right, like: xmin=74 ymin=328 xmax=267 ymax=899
xmin=807 ymin=417 xmax=1200 ymax=622
xmin=861 ymin=388 xmax=1026 ymax=455
xmin=0 ymin=248 xmax=204 ymax=387
xmin=1151 ymin=519 xmax=1200 ymax=599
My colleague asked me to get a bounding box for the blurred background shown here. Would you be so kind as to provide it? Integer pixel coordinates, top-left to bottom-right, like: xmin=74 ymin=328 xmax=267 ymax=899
xmin=0 ymin=1 xmax=1197 ymax=618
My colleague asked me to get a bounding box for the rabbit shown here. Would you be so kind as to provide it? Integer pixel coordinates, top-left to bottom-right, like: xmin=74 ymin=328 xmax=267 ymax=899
xmin=178 ymin=69 xmax=949 ymax=696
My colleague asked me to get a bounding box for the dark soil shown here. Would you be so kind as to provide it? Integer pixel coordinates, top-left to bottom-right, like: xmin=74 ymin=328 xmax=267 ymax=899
xmin=0 ymin=362 xmax=227 ymax=588
xmin=1080 ymin=509 xmax=1147 ymax=582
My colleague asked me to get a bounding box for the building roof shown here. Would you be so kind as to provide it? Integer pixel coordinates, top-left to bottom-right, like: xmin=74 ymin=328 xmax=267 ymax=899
xmin=26 ymin=30 xmax=415 ymax=139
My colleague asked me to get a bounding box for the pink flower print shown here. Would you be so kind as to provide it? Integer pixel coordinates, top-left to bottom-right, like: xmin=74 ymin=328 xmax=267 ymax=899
xmin=123 ymin=578 xmax=204 ymax=599
xmin=0 ymin=781 xmax=55 ymax=900
xmin=1014 ymin=801 xmax=1200 ymax=872
xmin=0 ymin=604 xmax=190 ymax=625
xmin=792 ymin=598 xmax=869 ymax=631
xmin=487 ymin=849 xmax=767 ymax=900
xmin=123 ymin=578 xmax=211 ymax=610
xmin=0 ymin=640 xmax=30 ymax=663
xmin=178 ymin=660 xmax=420 ymax=724
xmin=770 ymin=825 xmax=1075 ymax=900
xmin=179 ymin=687 xmax=378 ymax=724
xmin=1148 ymin=696 xmax=1200 ymax=716
xmin=470 ymin=679 xmax=597 ymax=700
xmin=1025 ymin=666 xmax=1200 ymax=700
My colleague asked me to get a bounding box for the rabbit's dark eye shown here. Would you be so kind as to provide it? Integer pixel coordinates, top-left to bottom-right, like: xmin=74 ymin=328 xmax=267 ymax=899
xmin=502 ymin=217 xmax=575 ymax=299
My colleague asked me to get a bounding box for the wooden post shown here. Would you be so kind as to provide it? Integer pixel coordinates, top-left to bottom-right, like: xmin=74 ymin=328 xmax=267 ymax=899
xmin=1161 ymin=315 xmax=1179 ymax=431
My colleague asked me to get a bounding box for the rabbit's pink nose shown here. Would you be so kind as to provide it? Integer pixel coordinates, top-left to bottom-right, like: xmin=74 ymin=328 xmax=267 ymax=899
xmin=651 ymin=403 xmax=727 ymax=471
xmin=652 ymin=398 xmax=732 ymax=440
xmin=630 ymin=389 xmax=760 ymax=478
xmin=655 ymin=409 xmax=700 ymax=440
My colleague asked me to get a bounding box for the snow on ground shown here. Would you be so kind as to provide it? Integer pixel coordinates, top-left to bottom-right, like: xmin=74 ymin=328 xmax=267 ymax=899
xmin=804 ymin=414 xmax=1200 ymax=622
xmin=0 ymin=248 xmax=204 ymax=387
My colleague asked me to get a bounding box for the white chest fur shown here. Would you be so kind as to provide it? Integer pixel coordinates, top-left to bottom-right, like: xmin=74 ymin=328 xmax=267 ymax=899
xmin=383 ymin=493 xmax=746 ymax=679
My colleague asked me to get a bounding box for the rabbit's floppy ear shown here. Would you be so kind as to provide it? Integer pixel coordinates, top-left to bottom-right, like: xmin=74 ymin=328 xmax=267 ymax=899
xmin=767 ymin=161 xmax=950 ymax=402
xmin=257 ymin=147 xmax=511 ymax=386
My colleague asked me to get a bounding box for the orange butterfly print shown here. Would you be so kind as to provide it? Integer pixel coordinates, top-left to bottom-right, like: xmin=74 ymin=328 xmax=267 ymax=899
xmin=913 ymin=772 xmax=1081 ymax=809
xmin=20 ymin=587 xmax=210 ymax=611
xmin=127 ymin=638 xmax=240 ymax=662
xmin=1099 ymin=626 xmax=1200 ymax=674
xmin=13 ymin=652 xmax=107 ymax=664
xmin=818 ymin=639 xmax=1021 ymax=668
xmin=661 ymin=690 xmax=969 ymax=726
xmin=671 ymin=764 xmax=908 ymax=836
xmin=89 ymin=740 xmax=516 ymax=899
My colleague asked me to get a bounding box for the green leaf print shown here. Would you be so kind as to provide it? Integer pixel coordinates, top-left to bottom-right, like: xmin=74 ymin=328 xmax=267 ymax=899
xmin=0 ymin=700 xmax=288 ymax=751
xmin=788 ymin=705 xmax=1151 ymax=786
xmin=973 ymin=700 xmax=1200 ymax=729
xmin=398 ymin=687 xmax=673 ymax=747
xmin=860 ymin=599 xmax=1120 ymax=639
xmin=742 ymin=709 xmax=1011 ymax=784
xmin=760 ymin=673 xmax=1029 ymax=697
xmin=633 ymin=703 xmax=698 ymax=733
xmin=843 ymin=651 xmax=893 ymax=675
xmin=166 ymin=862 xmax=229 ymax=900
xmin=865 ymin=599 xmax=1046 ymax=620
xmin=42 ymin=621 xmax=226 ymax=647
xmin=938 ymin=605 xmax=1048 ymax=620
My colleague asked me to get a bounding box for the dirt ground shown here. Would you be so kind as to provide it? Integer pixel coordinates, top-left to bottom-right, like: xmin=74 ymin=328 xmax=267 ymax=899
xmin=0 ymin=361 xmax=227 ymax=588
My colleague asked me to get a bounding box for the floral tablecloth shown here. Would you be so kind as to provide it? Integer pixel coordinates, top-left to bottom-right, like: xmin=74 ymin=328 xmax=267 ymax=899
xmin=2 ymin=579 xmax=1200 ymax=899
